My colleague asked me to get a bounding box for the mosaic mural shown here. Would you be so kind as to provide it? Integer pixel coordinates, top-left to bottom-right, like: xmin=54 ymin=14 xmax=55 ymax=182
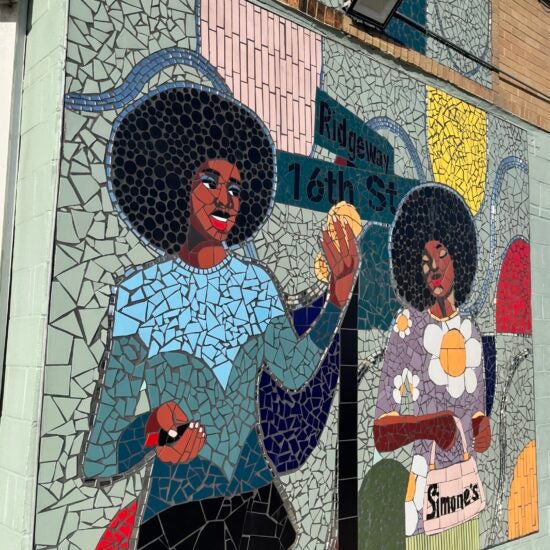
xmin=324 ymin=0 xmax=492 ymax=87
xmin=35 ymin=0 xmax=535 ymax=549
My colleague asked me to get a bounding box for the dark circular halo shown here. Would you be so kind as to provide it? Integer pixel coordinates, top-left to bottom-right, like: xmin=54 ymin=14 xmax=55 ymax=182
xmin=106 ymin=85 xmax=276 ymax=254
xmin=390 ymin=184 xmax=478 ymax=311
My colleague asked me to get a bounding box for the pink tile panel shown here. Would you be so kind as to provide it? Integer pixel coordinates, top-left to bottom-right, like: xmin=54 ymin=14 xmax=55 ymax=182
xmin=200 ymin=0 xmax=322 ymax=154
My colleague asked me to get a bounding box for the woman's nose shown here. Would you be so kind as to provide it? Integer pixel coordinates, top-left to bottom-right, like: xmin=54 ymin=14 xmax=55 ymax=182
xmin=217 ymin=181 xmax=230 ymax=205
xmin=431 ymin=257 xmax=438 ymax=271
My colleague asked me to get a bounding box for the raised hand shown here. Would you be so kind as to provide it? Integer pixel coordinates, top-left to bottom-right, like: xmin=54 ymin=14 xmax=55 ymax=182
xmin=321 ymin=216 xmax=360 ymax=308
xmin=154 ymin=401 xmax=206 ymax=464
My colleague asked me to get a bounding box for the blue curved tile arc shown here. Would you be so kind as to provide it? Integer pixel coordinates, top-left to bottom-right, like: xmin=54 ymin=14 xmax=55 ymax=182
xmin=433 ymin=1 xmax=491 ymax=79
xmin=465 ymin=156 xmax=528 ymax=316
xmin=367 ymin=116 xmax=427 ymax=183
xmin=64 ymin=48 xmax=230 ymax=112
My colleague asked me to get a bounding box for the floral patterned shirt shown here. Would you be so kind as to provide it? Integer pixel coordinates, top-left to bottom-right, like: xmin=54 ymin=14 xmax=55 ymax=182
xmin=375 ymin=307 xmax=485 ymax=535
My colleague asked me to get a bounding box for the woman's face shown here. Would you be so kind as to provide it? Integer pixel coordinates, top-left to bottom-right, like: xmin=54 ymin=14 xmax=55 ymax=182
xmin=421 ymin=240 xmax=455 ymax=299
xmin=189 ymin=159 xmax=241 ymax=242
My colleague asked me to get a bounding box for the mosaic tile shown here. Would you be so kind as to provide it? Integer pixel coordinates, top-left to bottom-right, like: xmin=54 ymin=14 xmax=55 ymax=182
xmin=323 ymin=0 xmax=491 ymax=87
xmin=33 ymin=1 xmax=535 ymax=549
xmin=427 ymin=87 xmax=487 ymax=215
xmin=426 ymin=0 xmax=492 ymax=88
xmin=385 ymin=0 xmax=428 ymax=54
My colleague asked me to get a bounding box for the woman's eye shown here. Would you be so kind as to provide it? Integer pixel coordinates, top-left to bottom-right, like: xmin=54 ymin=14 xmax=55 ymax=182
xmin=201 ymin=175 xmax=217 ymax=189
xmin=439 ymin=249 xmax=448 ymax=258
xmin=228 ymin=185 xmax=241 ymax=197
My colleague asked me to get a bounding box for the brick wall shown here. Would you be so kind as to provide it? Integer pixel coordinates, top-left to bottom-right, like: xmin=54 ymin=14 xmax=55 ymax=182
xmin=275 ymin=0 xmax=550 ymax=131
xmin=493 ymin=0 xmax=550 ymax=134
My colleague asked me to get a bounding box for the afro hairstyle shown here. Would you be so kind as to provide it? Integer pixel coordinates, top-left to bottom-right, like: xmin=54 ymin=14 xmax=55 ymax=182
xmin=107 ymin=85 xmax=276 ymax=254
xmin=390 ymin=185 xmax=478 ymax=311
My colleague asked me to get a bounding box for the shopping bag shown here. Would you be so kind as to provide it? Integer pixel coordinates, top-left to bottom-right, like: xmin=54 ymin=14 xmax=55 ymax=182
xmin=423 ymin=416 xmax=485 ymax=535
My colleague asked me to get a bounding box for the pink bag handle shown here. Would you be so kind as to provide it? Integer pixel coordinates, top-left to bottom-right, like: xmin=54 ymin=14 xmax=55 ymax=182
xmin=429 ymin=416 xmax=469 ymax=470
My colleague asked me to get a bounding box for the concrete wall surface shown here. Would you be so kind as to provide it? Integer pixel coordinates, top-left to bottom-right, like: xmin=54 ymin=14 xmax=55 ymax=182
xmin=0 ymin=3 xmax=18 ymax=250
xmin=0 ymin=0 xmax=68 ymax=547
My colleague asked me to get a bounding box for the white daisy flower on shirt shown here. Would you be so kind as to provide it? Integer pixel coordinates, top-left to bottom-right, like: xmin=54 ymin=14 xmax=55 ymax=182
xmin=393 ymin=309 xmax=412 ymax=339
xmin=393 ymin=368 xmax=421 ymax=404
xmin=423 ymin=314 xmax=481 ymax=399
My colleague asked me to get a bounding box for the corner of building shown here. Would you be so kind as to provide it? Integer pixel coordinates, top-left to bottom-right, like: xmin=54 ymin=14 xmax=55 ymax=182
xmin=0 ymin=0 xmax=68 ymax=547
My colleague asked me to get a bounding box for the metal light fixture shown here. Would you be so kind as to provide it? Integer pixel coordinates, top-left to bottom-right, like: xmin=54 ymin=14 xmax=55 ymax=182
xmin=346 ymin=0 xmax=404 ymax=29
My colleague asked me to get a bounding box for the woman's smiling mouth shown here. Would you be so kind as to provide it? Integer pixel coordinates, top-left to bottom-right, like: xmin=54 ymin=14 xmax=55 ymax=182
xmin=210 ymin=210 xmax=230 ymax=231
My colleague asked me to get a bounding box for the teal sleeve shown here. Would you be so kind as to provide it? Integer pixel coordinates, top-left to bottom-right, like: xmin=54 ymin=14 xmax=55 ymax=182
xmin=82 ymin=334 xmax=147 ymax=479
xmin=262 ymin=302 xmax=341 ymax=390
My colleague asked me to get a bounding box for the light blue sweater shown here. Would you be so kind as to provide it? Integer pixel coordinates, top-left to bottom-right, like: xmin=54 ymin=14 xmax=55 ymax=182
xmin=83 ymin=254 xmax=341 ymax=519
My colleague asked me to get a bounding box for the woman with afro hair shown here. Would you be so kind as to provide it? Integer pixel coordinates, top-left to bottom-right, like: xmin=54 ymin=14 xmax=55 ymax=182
xmin=373 ymin=185 xmax=491 ymax=541
xmin=81 ymin=86 xmax=359 ymax=549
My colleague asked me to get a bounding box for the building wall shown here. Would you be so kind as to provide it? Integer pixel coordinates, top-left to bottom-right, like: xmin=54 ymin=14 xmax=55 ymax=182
xmin=493 ymin=0 xmax=550 ymax=130
xmin=323 ymin=0 xmax=493 ymax=87
xmin=0 ymin=3 xmax=18 ymax=247
xmin=280 ymin=0 xmax=550 ymax=132
xmin=0 ymin=0 xmax=68 ymax=547
xmin=0 ymin=1 xmax=547 ymax=549
xmin=501 ymin=127 xmax=550 ymax=548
